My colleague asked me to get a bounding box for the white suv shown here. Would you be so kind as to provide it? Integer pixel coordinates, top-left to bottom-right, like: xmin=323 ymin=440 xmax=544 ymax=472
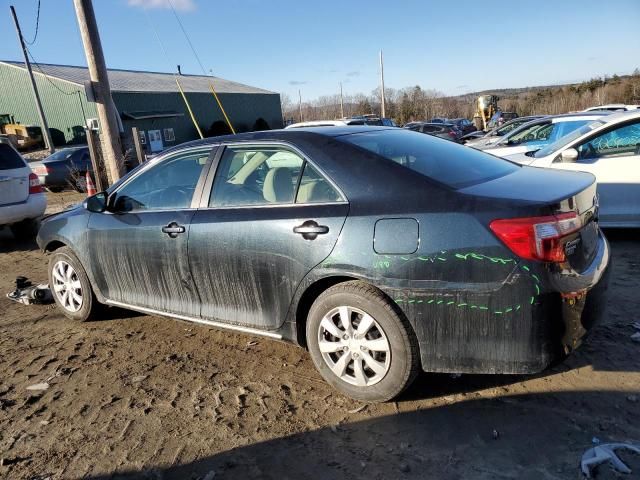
xmin=0 ymin=140 xmax=47 ymax=239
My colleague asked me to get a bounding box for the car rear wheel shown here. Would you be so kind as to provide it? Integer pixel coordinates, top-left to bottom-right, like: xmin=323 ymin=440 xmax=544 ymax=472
xmin=10 ymin=218 xmax=40 ymax=240
xmin=48 ymin=247 xmax=99 ymax=322
xmin=306 ymin=281 xmax=420 ymax=402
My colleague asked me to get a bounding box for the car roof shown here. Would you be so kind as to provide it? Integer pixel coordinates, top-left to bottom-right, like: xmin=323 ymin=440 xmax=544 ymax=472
xmin=163 ymin=126 xmax=396 ymax=153
xmin=285 ymin=120 xmax=350 ymax=128
xmin=598 ymin=109 xmax=640 ymax=124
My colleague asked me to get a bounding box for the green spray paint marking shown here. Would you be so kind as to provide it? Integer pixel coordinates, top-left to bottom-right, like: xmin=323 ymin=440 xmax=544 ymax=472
xmin=393 ymin=250 xmax=542 ymax=315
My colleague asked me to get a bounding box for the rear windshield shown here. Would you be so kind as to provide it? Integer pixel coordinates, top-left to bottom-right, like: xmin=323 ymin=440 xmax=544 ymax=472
xmin=0 ymin=143 xmax=26 ymax=170
xmin=338 ymin=129 xmax=519 ymax=189
xmin=47 ymin=149 xmax=76 ymax=161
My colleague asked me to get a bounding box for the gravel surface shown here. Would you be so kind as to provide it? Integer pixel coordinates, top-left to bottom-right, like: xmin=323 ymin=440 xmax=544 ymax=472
xmin=0 ymin=192 xmax=638 ymax=479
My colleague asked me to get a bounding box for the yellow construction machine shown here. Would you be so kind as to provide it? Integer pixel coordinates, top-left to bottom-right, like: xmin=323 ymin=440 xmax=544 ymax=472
xmin=0 ymin=114 xmax=43 ymax=150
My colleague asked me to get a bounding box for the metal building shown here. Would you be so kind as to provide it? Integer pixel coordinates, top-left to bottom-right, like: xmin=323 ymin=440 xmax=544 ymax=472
xmin=0 ymin=60 xmax=283 ymax=152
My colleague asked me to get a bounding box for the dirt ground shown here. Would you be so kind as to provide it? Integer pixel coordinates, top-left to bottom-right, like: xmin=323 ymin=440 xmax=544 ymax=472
xmin=0 ymin=191 xmax=639 ymax=480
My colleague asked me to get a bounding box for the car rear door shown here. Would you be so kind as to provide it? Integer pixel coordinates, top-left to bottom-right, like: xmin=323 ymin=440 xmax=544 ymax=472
xmin=0 ymin=143 xmax=30 ymax=208
xmin=86 ymin=146 xmax=214 ymax=316
xmin=188 ymin=143 xmax=349 ymax=330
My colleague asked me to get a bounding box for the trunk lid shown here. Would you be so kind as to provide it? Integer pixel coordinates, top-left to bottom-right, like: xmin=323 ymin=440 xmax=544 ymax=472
xmin=461 ymin=166 xmax=600 ymax=271
xmin=0 ymin=143 xmax=29 ymax=206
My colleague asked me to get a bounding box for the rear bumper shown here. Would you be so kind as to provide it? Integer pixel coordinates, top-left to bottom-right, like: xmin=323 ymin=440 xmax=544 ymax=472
xmin=0 ymin=193 xmax=47 ymax=226
xmin=391 ymin=232 xmax=611 ymax=375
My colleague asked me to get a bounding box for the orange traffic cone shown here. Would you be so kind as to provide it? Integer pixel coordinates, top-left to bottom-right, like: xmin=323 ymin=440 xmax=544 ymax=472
xmin=85 ymin=171 xmax=97 ymax=196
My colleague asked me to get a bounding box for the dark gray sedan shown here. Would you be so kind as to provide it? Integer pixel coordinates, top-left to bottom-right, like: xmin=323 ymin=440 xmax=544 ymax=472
xmin=37 ymin=127 xmax=610 ymax=402
xmin=403 ymin=122 xmax=461 ymax=142
xmin=31 ymin=146 xmax=92 ymax=192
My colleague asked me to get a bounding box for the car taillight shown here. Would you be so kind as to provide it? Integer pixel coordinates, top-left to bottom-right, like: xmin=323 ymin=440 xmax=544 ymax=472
xmin=489 ymin=212 xmax=583 ymax=263
xmin=448 ymin=131 xmax=457 ymax=138
xmin=28 ymin=172 xmax=44 ymax=194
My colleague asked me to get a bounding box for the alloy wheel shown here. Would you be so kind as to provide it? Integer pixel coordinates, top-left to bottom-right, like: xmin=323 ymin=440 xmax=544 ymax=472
xmin=317 ymin=305 xmax=391 ymax=386
xmin=51 ymin=260 xmax=83 ymax=313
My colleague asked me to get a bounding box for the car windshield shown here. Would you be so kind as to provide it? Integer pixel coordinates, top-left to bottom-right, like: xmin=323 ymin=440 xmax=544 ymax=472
xmin=338 ymin=128 xmax=519 ymax=189
xmin=534 ymin=120 xmax=606 ymax=158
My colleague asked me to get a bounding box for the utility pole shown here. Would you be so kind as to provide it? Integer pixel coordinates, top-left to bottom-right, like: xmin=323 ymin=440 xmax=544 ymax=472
xmin=298 ymin=89 xmax=303 ymax=122
xmin=10 ymin=6 xmax=54 ymax=154
xmin=73 ymin=0 xmax=124 ymax=185
xmin=339 ymin=82 xmax=344 ymax=118
xmin=379 ymin=50 xmax=386 ymax=119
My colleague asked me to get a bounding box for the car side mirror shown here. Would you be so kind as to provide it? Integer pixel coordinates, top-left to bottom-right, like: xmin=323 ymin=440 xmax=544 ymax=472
xmin=83 ymin=191 xmax=107 ymax=213
xmin=560 ymin=148 xmax=579 ymax=163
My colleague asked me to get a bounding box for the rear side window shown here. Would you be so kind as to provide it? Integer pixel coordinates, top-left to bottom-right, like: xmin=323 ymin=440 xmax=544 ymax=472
xmin=0 ymin=144 xmax=26 ymax=170
xmin=338 ymin=129 xmax=519 ymax=189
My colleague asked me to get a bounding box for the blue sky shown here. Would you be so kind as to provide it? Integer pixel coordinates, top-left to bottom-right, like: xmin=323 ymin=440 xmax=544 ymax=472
xmin=0 ymin=0 xmax=639 ymax=101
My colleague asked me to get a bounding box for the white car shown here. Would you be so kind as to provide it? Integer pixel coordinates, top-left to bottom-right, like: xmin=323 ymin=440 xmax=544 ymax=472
xmin=285 ymin=119 xmax=371 ymax=129
xmin=583 ymin=104 xmax=640 ymax=112
xmin=477 ymin=113 xmax=609 ymax=158
xmin=0 ymin=141 xmax=47 ymax=239
xmin=504 ymin=110 xmax=640 ymax=227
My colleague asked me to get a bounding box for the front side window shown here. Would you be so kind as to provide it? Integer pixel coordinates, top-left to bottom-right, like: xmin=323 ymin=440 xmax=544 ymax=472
xmin=112 ymin=149 xmax=210 ymax=211
xmin=576 ymin=121 xmax=640 ymax=160
xmin=210 ymin=145 xmax=342 ymax=207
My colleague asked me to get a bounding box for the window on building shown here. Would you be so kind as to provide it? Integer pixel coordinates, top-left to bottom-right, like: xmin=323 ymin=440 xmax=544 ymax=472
xmin=164 ymin=128 xmax=175 ymax=142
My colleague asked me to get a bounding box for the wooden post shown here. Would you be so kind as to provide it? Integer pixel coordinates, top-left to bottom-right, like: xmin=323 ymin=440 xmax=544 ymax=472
xmin=131 ymin=127 xmax=145 ymax=166
xmin=10 ymin=5 xmax=54 ymax=154
xmin=85 ymin=128 xmax=106 ymax=192
xmin=73 ymin=0 xmax=124 ymax=186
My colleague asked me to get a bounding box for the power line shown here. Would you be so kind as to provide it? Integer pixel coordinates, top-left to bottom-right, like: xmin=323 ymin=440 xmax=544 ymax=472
xmin=166 ymin=0 xmax=235 ymax=133
xmin=142 ymin=8 xmax=203 ymax=139
xmin=24 ymin=0 xmax=41 ymax=45
xmin=26 ymin=47 xmax=78 ymax=96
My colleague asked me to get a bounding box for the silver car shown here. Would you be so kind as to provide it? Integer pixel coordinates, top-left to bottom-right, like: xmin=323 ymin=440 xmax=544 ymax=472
xmin=504 ymin=110 xmax=640 ymax=227
xmin=474 ymin=113 xmax=610 ymax=157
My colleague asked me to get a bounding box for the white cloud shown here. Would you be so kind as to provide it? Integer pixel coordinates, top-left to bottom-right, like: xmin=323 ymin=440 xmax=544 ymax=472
xmin=128 ymin=0 xmax=196 ymax=11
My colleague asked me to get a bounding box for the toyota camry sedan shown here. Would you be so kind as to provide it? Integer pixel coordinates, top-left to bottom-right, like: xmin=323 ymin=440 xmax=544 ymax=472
xmin=37 ymin=127 xmax=610 ymax=402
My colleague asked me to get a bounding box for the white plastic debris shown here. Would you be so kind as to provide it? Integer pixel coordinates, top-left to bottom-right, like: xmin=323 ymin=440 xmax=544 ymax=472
xmin=581 ymin=443 xmax=640 ymax=478
xmin=631 ymin=332 xmax=640 ymax=343
xmin=26 ymin=382 xmax=49 ymax=391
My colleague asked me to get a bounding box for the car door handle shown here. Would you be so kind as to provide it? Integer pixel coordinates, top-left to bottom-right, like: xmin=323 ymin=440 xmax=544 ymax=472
xmin=293 ymin=220 xmax=329 ymax=240
xmin=162 ymin=222 xmax=185 ymax=238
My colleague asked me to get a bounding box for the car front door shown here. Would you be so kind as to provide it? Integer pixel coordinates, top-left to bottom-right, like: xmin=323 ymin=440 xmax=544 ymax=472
xmin=86 ymin=146 xmax=214 ymax=316
xmin=188 ymin=143 xmax=349 ymax=330
xmin=553 ymin=119 xmax=640 ymax=225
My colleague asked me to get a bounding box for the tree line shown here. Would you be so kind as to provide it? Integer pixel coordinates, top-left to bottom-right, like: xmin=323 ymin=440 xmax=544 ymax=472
xmin=281 ymin=69 xmax=640 ymax=126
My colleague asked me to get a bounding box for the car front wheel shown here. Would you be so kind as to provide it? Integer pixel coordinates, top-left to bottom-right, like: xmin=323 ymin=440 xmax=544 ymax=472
xmin=48 ymin=247 xmax=99 ymax=322
xmin=306 ymin=281 xmax=420 ymax=402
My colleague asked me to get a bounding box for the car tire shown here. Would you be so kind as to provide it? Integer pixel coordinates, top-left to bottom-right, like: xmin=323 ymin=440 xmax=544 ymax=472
xmin=48 ymin=246 xmax=100 ymax=322
xmin=306 ymin=281 xmax=420 ymax=402
xmin=47 ymin=187 xmax=64 ymax=193
xmin=10 ymin=218 xmax=40 ymax=240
